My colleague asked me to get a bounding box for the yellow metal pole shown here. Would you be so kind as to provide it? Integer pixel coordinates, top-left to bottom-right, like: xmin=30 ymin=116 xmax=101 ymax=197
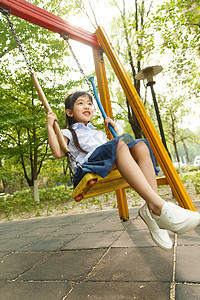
xmin=92 ymin=48 xmax=129 ymax=220
xmin=95 ymin=25 xmax=196 ymax=211
xmin=116 ymin=189 xmax=129 ymax=220
xmin=92 ymin=48 xmax=113 ymax=140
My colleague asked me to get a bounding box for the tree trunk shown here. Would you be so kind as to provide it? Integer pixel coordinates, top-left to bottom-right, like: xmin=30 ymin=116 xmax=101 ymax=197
xmin=30 ymin=180 xmax=39 ymax=202
xmin=33 ymin=126 xmax=40 ymax=202
xmin=173 ymin=140 xmax=181 ymax=174
xmin=33 ymin=179 xmax=39 ymax=202
xmin=31 ymin=90 xmax=40 ymax=202
xmin=126 ymin=100 xmax=143 ymax=138
xmin=1 ymin=178 xmax=9 ymax=193
xmin=181 ymin=138 xmax=190 ymax=164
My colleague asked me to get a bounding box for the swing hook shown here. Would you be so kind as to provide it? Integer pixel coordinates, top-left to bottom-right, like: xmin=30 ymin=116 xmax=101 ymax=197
xmin=60 ymin=32 xmax=69 ymax=41
xmin=0 ymin=6 xmax=10 ymax=16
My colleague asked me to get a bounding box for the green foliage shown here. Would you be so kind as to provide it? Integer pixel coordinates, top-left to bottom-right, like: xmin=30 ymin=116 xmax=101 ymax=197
xmin=0 ymin=186 xmax=118 ymax=220
xmin=179 ymin=170 xmax=200 ymax=194
xmin=0 ymin=157 xmax=29 ymax=193
xmin=39 ymin=186 xmax=72 ymax=201
xmin=38 ymin=158 xmax=71 ymax=188
xmin=154 ymin=0 xmax=200 ymax=51
xmin=151 ymin=0 xmax=200 ymax=100
xmin=0 ymin=185 xmax=73 ymax=220
xmin=190 ymin=171 xmax=200 ymax=194
xmin=91 ymin=197 xmax=103 ymax=210
xmin=0 ymin=0 xmax=85 ymax=190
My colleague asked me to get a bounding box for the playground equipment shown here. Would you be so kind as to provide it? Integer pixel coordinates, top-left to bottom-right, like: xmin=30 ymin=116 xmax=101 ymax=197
xmin=0 ymin=0 xmax=196 ymax=221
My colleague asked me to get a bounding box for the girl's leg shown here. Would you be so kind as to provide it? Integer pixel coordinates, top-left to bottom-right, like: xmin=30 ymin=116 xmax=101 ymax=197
xmin=115 ymin=140 xmax=165 ymax=216
xmin=129 ymin=141 xmax=158 ymax=193
xmin=114 ymin=140 xmax=174 ymax=250
xmin=115 ymin=140 xmax=200 ymax=238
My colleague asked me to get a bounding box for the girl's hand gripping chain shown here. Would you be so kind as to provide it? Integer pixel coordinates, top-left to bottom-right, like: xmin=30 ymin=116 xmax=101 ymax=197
xmin=104 ymin=117 xmax=119 ymax=136
xmin=88 ymin=76 xmax=118 ymax=138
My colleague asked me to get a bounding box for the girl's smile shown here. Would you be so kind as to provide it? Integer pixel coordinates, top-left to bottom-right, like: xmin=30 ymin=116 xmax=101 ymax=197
xmin=83 ymin=111 xmax=91 ymax=116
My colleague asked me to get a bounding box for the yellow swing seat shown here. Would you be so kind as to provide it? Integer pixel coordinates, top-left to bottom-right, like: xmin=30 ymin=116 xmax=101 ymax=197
xmin=72 ymin=169 xmax=168 ymax=202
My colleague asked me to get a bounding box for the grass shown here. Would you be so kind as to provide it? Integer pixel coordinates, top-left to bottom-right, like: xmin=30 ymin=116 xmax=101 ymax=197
xmin=1 ymin=171 xmax=200 ymax=222
xmin=0 ymin=185 xmax=143 ymax=222
xmin=0 ymin=186 xmax=72 ymax=221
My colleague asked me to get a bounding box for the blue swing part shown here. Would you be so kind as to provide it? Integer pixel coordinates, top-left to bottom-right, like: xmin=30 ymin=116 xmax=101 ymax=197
xmin=88 ymin=76 xmax=118 ymax=138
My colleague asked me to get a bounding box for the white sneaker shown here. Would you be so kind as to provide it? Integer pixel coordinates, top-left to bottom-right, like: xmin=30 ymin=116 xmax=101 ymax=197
xmin=139 ymin=204 xmax=173 ymax=251
xmin=152 ymin=202 xmax=200 ymax=235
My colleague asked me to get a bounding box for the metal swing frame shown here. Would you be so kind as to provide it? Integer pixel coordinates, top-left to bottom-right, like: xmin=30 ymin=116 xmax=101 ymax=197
xmin=0 ymin=0 xmax=196 ymax=221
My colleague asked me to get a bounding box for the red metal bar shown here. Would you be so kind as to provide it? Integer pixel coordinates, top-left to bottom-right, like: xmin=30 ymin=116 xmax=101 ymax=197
xmin=0 ymin=0 xmax=100 ymax=49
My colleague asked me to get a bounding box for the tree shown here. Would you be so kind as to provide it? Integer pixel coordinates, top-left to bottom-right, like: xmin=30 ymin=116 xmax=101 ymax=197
xmin=107 ymin=0 xmax=156 ymax=138
xmin=0 ymin=65 xmax=51 ymax=200
xmin=158 ymin=92 xmax=192 ymax=168
xmin=0 ymin=0 xmax=82 ymax=200
xmin=152 ymin=0 xmax=200 ymax=101
xmin=148 ymin=0 xmax=200 ymax=157
xmin=154 ymin=0 xmax=200 ymax=51
xmin=0 ymin=157 xmax=28 ymax=193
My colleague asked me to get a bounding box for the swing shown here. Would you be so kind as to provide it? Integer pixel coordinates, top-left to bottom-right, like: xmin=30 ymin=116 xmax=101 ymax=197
xmin=57 ymin=34 xmax=169 ymax=207
xmin=0 ymin=0 xmax=196 ymax=222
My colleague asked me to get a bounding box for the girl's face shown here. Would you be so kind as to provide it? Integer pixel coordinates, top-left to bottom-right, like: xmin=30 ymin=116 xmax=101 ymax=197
xmin=66 ymin=95 xmax=94 ymax=125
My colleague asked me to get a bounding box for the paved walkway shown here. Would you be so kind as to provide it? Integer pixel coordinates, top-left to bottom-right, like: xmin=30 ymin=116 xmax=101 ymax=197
xmin=0 ymin=201 xmax=200 ymax=300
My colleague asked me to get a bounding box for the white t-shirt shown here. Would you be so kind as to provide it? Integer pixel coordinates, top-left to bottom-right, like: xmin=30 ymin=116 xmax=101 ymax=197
xmin=61 ymin=122 xmax=107 ymax=168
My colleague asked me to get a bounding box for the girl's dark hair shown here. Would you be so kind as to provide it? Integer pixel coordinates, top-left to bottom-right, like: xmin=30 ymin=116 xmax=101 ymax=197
xmin=65 ymin=91 xmax=93 ymax=154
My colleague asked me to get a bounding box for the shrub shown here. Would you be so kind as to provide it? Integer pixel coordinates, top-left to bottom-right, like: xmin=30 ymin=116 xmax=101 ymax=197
xmin=0 ymin=185 xmax=73 ymax=220
xmin=190 ymin=171 xmax=200 ymax=194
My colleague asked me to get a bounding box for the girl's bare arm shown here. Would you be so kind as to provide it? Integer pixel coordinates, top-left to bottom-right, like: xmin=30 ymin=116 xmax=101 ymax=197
xmin=46 ymin=111 xmax=68 ymax=158
xmin=104 ymin=117 xmax=119 ymax=136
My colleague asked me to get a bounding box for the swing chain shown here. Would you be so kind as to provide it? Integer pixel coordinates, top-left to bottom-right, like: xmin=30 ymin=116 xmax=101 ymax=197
xmin=1 ymin=9 xmax=83 ymax=171
xmin=66 ymin=155 xmax=76 ymax=187
xmin=61 ymin=33 xmax=95 ymax=98
xmin=0 ymin=6 xmax=33 ymax=74
xmin=66 ymin=152 xmax=83 ymax=170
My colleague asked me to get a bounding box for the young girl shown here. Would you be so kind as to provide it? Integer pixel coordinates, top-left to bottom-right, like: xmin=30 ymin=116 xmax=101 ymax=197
xmin=47 ymin=91 xmax=200 ymax=251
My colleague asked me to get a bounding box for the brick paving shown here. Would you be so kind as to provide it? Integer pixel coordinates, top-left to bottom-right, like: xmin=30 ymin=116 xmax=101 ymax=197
xmin=0 ymin=202 xmax=200 ymax=299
